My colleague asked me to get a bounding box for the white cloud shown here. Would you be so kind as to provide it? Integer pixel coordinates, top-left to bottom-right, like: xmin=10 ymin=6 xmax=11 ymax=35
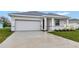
xmin=56 ymin=12 xmax=70 ymax=15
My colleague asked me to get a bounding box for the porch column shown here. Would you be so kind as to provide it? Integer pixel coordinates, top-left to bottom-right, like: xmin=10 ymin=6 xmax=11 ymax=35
xmin=44 ymin=17 xmax=47 ymax=31
xmin=51 ymin=18 xmax=55 ymax=31
xmin=67 ymin=19 xmax=69 ymax=26
xmin=11 ymin=17 xmax=15 ymax=31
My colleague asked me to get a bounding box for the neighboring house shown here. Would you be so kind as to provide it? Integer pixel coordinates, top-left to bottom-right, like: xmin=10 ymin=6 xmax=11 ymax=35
xmin=9 ymin=11 xmax=69 ymax=31
xmin=0 ymin=22 xmax=3 ymax=29
xmin=69 ymin=19 xmax=79 ymax=29
xmin=0 ymin=22 xmax=3 ymax=28
xmin=0 ymin=18 xmax=3 ymax=29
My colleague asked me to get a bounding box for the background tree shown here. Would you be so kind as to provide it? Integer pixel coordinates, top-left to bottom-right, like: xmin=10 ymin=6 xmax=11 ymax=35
xmin=1 ymin=16 xmax=11 ymax=27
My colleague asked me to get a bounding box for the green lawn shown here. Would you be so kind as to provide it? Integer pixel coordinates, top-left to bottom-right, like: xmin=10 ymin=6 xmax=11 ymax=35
xmin=0 ymin=28 xmax=13 ymax=43
xmin=49 ymin=30 xmax=79 ymax=42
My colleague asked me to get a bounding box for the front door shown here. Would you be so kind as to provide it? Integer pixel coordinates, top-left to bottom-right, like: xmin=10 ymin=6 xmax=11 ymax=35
xmin=43 ymin=19 xmax=44 ymax=31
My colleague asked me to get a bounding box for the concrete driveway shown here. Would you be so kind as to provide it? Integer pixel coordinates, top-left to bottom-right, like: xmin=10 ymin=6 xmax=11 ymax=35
xmin=0 ymin=31 xmax=79 ymax=48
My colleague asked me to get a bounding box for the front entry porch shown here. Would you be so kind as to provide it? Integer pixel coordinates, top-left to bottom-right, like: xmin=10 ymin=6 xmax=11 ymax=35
xmin=41 ymin=17 xmax=53 ymax=31
xmin=41 ymin=17 xmax=69 ymax=31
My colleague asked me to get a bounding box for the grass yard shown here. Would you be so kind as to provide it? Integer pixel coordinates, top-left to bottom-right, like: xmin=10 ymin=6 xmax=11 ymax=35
xmin=0 ymin=28 xmax=13 ymax=43
xmin=49 ymin=30 xmax=79 ymax=42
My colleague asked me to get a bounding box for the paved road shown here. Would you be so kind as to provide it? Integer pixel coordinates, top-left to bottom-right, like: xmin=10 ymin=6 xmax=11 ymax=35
xmin=0 ymin=31 xmax=79 ymax=48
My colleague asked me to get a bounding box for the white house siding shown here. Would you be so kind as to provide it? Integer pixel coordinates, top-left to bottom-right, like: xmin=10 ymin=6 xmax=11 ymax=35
xmin=60 ymin=19 xmax=67 ymax=26
xmin=54 ymin=19 xmax=68 ymax=30
xmin=48 ymin=18 xmax=68 ymax=31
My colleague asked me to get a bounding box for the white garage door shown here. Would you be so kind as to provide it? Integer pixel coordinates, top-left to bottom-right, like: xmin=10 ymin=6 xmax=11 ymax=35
xmin=15 ymin=20 xmax=41 ymax=31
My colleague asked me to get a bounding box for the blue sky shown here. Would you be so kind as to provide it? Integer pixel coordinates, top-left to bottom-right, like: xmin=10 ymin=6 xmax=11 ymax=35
xmin=0 ymin=11 xmax=16 ymax=18
xmin=0 ymin=11 xmax=79 ymax=19
xmin=50 ymin=11 xmax=79 ymax=19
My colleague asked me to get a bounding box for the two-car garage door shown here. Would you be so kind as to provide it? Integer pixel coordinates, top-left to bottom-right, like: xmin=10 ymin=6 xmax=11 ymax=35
xmin=15 ymin=20 xmax=41 ymax=31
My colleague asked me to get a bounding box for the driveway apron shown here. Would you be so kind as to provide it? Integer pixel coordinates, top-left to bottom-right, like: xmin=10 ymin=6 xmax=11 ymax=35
xmin=0 ymin=31 xmax=79 ymax=48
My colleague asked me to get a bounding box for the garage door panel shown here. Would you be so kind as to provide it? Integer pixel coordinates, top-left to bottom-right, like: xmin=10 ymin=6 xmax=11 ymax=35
xmin=15 ymin=20 xmax=41 ymax=31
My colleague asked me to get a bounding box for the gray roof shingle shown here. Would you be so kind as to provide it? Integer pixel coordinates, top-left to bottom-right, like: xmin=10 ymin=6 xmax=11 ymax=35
xmin=10 ymin=11 xmax=69 ymax=18
xmin=11 ymin=11 xmax=46 ymax=16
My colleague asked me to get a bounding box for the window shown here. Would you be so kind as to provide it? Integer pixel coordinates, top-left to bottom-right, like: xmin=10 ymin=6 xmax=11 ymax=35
xmin=55 ymin=19 xmax=60 ymax=26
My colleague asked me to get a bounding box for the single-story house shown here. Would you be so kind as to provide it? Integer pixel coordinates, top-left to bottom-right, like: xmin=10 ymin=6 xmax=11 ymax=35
xmin=69 ymin=19 xmax=79 ymax=29
xmin=9 ymin=11 xmax=70 ymax=31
